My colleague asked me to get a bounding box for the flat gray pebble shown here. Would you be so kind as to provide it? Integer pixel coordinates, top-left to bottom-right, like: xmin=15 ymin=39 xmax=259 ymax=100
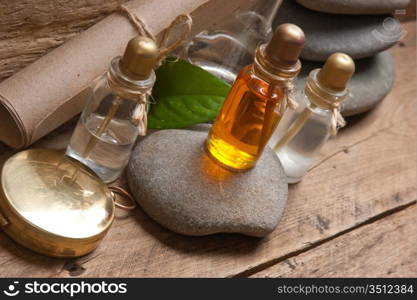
xmin=127 ymin=125 xmax=288 ymax=237
xmin=296 ymin=0 xmax=410 ymax=15
xmin=274 ymin=1 xmax=404 ymax=61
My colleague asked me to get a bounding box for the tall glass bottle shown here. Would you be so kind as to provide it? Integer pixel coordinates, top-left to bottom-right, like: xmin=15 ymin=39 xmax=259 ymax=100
xmin=66 ymin=36 xmax=158 ymax=183
xmin=269 ymin=53 xmax=355 ymax=183
xmin=185 ymin=0 xmax=283 ymax=84
xmin=206 ymin=24 xmax=305 ymax=171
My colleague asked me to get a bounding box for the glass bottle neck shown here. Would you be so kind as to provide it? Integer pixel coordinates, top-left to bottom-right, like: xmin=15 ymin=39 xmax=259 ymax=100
xmin=107 ymin=57 xmax=156 ymax=100
xmin=252 ymin=44 xmax=300 ymax=84
xmin=304 ymin=69 xmax=348 ymax=113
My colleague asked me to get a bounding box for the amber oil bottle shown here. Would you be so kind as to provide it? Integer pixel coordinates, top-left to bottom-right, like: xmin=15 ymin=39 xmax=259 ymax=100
xmin=206 ymin=23 xmax=306 ymax=171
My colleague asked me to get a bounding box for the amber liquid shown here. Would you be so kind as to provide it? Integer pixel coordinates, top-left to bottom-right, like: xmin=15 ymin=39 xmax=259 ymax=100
xmin=206 ymin=65 xmax=285 ymax=170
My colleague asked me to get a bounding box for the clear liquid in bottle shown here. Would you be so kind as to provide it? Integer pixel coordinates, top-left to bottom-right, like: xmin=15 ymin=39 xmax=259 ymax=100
xmin=65 ymin=36 xmax=158 ymax=183
xmin=270 ymin=53 xmax=355 ymax=183
xmin=66 ymin=113 xmax=138 ymax=183
xmin=269 ymin=93 xmax=332 ymax=183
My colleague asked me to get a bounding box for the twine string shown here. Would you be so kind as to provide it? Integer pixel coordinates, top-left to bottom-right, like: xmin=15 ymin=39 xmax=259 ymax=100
xmin=282 ymin=81 xmax=298 ymax=111
xmin=119 ymin=5 xmax=155 ymax=39
xmin=269 ymin=79 xmax=298 ymax=117
xmin=331 ymin=105 xmax=346 ymax=136
xmin=272 ymin=75 xmax=345 ymax=136
xmin=157 ymin=14 xmax=193 ymax=63
xmin=119 ymin=4 xmax=192 ymax=67
xmin=118 ymin=4 xmax=193 ymax=136
xmin=308 ymin=88 xmax=346 ymax=136
xmin=131 ymin=92 xmax=150 ymax=136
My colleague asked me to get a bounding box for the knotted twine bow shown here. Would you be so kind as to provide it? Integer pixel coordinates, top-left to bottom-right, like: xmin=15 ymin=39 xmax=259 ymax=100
xmin=119 ymin=5 xmax=193 ymax=135
xmin=280 ymin=81 xmax=298 ymax=112
xmin=273 ymin=76 xmax=345 ymax=136
xmin=308 ymin=85 xmax=346 ymax=136
xmin=319 ymin=98 xmax=346 ymax=136
xmin=268 ymin=78 xmax=298 ymax=118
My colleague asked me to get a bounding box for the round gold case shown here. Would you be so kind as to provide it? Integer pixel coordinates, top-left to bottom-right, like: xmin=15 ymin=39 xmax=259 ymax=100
xmin=0 ymin=149 xmax=114 ymax=257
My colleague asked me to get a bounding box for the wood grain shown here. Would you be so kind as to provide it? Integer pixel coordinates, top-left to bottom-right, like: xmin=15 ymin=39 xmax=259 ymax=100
xmin=0 ymin=0 xmax=414 ymax=83
xmin=0 ymin=0 xmax=128 ymax=81
xmin=0 ymin=18 xmax=415 ymax=277
xmin=398 ymin=0 xmax=416 ymax=21
xmin=251 ymin=205 xmax=417 ymax=278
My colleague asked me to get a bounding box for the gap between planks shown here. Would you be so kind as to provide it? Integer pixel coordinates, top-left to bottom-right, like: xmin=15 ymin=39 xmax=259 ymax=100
xmin=232 ymin=200 xmax=416 ymax=278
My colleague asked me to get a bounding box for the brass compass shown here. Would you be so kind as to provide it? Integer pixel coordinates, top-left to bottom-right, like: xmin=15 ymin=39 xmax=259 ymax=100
xmin=0 ymin=149 xmax=115 ymax=257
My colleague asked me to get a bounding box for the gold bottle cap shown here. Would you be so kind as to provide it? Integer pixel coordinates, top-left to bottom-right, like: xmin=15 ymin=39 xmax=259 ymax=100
xmin=265 ymin=23 xmax=305 ymax=68
xmin=318 ymin=53 xmax=355 ymax=92
xmin=119 ymin=36 xmax=159 ymax=80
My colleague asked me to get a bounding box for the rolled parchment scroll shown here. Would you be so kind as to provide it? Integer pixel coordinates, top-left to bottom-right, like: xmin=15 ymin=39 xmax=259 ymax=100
xmin=0 ymin=0 xmax=249 ymax=148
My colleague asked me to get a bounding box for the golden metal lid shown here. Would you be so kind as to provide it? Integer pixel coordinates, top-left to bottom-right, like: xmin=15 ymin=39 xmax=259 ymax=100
xmin=0 ymin=149 xmax=114 ymax=257
xmin=119 ymin=36 xmax=159 ymax=80
xmin=318 ymin=53 xmax=355 ymax=92
xmin=265 ymin=23 xmax=305 ymax=68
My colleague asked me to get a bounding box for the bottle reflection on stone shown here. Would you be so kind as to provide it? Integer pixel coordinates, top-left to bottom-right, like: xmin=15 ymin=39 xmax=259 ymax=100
xmin=206 ymin=24 xmax=305 ymax=171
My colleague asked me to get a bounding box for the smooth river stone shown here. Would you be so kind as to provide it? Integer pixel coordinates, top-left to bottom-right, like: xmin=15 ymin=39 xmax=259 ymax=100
xmin=296 ymin=0 xmax=410 ymax=15
xmin=127 ymin=125 xmax=288 ymax=237
xmin=274 ymin=1 xmax=404 ymax=61
xmin=295 ymin=51 xmax=395 ymax=117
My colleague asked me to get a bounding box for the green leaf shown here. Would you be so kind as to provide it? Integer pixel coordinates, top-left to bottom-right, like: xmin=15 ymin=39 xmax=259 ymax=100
xmin=148 ymin=58 xmax=230 ymax=129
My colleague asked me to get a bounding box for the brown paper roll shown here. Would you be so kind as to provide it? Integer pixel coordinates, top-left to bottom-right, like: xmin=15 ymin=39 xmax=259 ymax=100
xmin=0 ymin=0 xmax=250 ymax=149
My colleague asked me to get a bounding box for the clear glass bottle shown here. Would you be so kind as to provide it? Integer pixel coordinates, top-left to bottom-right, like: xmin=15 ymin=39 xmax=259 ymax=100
xmin=206 ymin=24 xmax=305 ymax=171
xmin=269 ymin=53 xmax=355 ymax=183
xmin=185 ymin=0 xmax=283 ymax=84
xmin=66 ymin=36 xmax=158 ymax=183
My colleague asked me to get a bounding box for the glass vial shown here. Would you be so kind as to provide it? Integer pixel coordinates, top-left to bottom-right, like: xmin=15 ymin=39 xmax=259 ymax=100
xmin=269 ymin=53 xmax=355 ymax=183
xmin=185 ymin=0 xmax=283 ymax=84
xmin=66 ymin=37 xmax=158 ymax=183
xmin=206 ymin=24 xmax=305 ymax=171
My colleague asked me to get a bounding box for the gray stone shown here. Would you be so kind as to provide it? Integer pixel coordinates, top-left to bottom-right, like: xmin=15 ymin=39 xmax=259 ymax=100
xmin=274 ymin=1 xmax=404 ymax=61
xmin=296 ymin=0 xmax=410 ymax=15
xmin=127 ymin=125 xmax=288 ymax=237
xmin=295 ymin=51 xmax=395 ymax=116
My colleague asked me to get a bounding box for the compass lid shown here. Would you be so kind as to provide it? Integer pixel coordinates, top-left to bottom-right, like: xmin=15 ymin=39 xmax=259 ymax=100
xmin=0 ymin=149 xmax=114 ymax=257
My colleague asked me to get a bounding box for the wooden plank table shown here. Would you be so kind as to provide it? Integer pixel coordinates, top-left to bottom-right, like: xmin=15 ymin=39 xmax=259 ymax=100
xmin=0 ymin=17 xmax=415 ymax=277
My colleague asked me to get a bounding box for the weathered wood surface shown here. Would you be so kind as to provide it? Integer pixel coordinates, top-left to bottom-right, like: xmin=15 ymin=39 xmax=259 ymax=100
xmin=251 ymin=205 xmax=417 ymax=278
xmin=0 ymin=0 xmax=128 ymax=81
xmin=398 ymin=0 xmax=416 ymax=21
xmin=0 ymin=15 xmax=415 ymax=277
xmin=0 ymin=0 xmax=416 ymax=82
